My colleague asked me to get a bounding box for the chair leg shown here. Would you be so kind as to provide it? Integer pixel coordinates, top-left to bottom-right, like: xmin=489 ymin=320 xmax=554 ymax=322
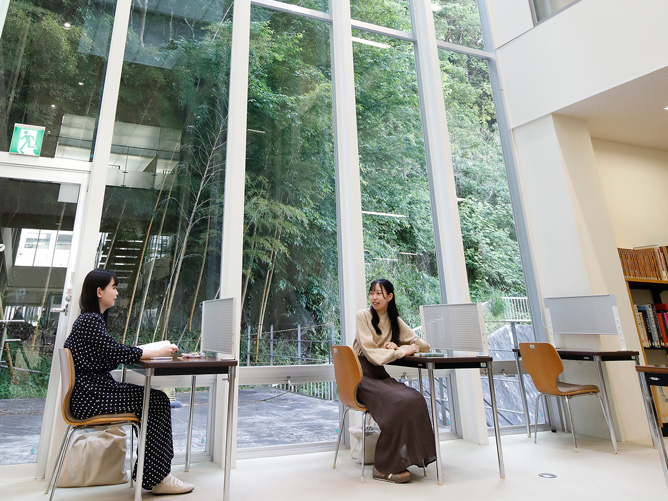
xmin=333 ymin=407 xmax=349 ymax=469
xmin=360 ymin=411 xmax=367 ymax=483
xmin=563 ymin=396 xmax=578 ymax=452
xmin=47 ymin=426 xmax=76 ymax=501
xmin=595 ymin=393 xmax=618 ymax=454
xmin=130 ymin=423 xmax=139 ymax=486
xmin=533 ymin=394 xmax=542 ymax=444
xmin=45 ymin=424 xmax=71 ymax=495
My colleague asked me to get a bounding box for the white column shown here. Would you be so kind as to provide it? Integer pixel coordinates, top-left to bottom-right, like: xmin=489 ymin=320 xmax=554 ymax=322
xmin=411 ymin=0 xmax=488 ymax=444
xmin=330 ymin=0 xmax=367 ymax=346
xmin=41 ymin=0 xmax=132 ymax=478
xmin=216 ymin=0 xmax=252 ymax=466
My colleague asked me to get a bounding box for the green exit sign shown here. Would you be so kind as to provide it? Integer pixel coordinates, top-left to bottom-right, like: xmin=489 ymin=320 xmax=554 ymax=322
xmin=10 ymin=124 xmax=45 ymax=156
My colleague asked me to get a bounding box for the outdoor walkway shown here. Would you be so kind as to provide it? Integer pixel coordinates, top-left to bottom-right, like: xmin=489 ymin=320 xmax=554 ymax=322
xmin=0 ymin=387 xmax=339 ymax=465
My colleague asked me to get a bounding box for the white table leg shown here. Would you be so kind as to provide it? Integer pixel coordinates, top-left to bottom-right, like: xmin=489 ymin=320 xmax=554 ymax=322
xmin=223 ymin=366 xmax=236 ymax=501
xmin=428 ymin=364 xmax=443 ymax=485
xmin=185 ymin=375 xmax=196 ymax=471
xmin=135 ymin=369 xmax=153 ymax=501
xmin=594 ymin=356 xmax=618 ymax=454
xmin=638 ymin=373 xmax=668 ymax=487
xmin=487 ymin=361 xmax=505 ymax=478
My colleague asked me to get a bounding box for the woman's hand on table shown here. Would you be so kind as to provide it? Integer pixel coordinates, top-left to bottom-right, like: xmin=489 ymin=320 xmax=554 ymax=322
xmin=403 ymin=344 xmax=419 ymax=356
xmin=139 ymin=342 xmax=178 ymax=360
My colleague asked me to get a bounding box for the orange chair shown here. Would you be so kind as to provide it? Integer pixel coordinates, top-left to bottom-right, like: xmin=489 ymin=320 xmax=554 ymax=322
xmin=331 ymin=345 xmax=371 ymax=482
xmin=45 ymin=348 xmax=140 ymax=500
xmin=519 ymin=342 xmax=616 ymax=452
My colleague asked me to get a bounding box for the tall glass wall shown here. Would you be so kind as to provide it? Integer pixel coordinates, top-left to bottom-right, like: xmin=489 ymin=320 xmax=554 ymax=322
xmin=0 ymin=0 xmax=115 ymax=160
xmin=237 ymin=6 xmax=339 ymax=449
xmin=354 ymin=30 xmax=441 ymax=327
xmin=439 ymin=47 xmax=536 ymax=426
xmin=96 ymin=0 xmax=234 ymax=456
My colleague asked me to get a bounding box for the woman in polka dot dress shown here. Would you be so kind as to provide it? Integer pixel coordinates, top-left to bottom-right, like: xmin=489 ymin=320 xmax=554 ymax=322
xmin=64 ymin=269 xmax=194 ymax=495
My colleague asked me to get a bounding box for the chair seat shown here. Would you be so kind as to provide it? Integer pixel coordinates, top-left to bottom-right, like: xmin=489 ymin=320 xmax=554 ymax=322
xmin=556 ymin=381 xmax=600 ymax=395
xmin=66 ymin=413 xmax=139 ymax=427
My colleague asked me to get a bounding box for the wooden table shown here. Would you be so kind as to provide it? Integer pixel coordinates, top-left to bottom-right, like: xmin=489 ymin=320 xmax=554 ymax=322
xmin=390 ymin=355 xmax=504 ymax=485
xmin=513 ymin=348 xmax=639 ymax=451
xmin=126 ymin=356 xmax=238 ymax=501
xmin=636 ymin=365 xmax=668 ymax=487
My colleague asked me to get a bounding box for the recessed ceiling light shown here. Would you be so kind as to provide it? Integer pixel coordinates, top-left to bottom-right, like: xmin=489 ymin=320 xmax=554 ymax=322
xmin=50 ymin=104 xmax=56 ymax=108
xmin=63 ymin=22 xmax=71 ymax=30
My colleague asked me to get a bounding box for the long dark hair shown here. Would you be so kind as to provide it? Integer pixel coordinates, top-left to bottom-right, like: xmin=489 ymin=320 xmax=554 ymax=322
xmin=369 ymin=278 xmax=400 ymax=344
xmin=80 ymin=269 xmax=118 ymax=321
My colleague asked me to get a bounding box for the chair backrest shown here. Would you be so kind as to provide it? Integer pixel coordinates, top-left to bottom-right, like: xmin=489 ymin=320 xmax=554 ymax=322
xmin=419 ymin=302 xmax=488 ymax=354
xmin=330 ymin=345 xmax=365 ymax=411
xmin=58 ymin=348 xmax=77 ymax=425
xmin=519 ymin=342 xmax=563 ymax=395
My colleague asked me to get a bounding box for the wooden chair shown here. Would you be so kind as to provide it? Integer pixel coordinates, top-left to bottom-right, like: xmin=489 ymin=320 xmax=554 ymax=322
xmin=331 ymin=345 xmax=370 ymax=482
xmin=45 ymin=348 xmax=140 ymax=501
xmin=519 ymin=342 xmax=615 ymax=452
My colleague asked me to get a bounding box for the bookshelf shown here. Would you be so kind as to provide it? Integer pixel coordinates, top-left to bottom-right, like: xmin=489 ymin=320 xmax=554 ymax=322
xmin=620 ymin=246 xmax=668 ymax=431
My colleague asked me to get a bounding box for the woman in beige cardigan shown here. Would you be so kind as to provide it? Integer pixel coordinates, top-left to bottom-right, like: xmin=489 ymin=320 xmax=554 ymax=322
xmin=353 ymin=279 xmax=436 ymax=483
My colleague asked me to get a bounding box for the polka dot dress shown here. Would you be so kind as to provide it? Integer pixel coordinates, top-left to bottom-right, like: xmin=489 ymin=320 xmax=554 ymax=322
xmin=64 ymin=312 xmax=173 ymax=489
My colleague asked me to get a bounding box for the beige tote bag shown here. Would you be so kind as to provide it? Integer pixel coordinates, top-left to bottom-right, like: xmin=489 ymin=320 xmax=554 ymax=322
xmin=56 ymin=426 xmax=129 ymax=487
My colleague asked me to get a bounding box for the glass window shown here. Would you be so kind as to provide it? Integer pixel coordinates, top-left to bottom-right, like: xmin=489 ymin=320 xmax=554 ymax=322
xmin=0 ymin=0 xmax=115 ymax=160
xmin=350 ymin=1 xmax=411 ymax=32
xmin=354 ymin=30 xmax=441 ymax=327
xmin=96 ymin=0 xmax=234 ymax=457
xmin=439 ymin=49 xmax=537 ymax=428
xmin=532 ymin=0 xmax=580 ymax=23
xmin=237 ymin=6 xmax=338 ymax=450
xmin=242 ymin=7 xmax=337 ymax=368
xmin=431 ymin=0 xmax=485 ymax=50
xmin=0 ymin=178 xmax=78 ymax=465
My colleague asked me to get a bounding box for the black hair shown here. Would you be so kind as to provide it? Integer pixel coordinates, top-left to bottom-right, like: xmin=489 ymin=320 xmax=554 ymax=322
xmin=79 ymin=269 xmax=118 ymax=321
xmin=369 ymin=278 xmax=400 ymax=344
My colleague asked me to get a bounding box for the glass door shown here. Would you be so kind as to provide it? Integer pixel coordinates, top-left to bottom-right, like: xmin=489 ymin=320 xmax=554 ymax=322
xmin=0 ymin=176 xmax=81 ymax=466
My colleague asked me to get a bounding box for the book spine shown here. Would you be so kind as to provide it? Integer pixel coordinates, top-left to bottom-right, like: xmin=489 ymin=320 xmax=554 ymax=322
xmin=634 ymin=306 xmax=650 ymax=348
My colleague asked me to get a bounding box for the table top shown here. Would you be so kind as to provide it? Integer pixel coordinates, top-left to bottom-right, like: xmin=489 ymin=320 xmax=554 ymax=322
xmin=127 ymin=356 xmax=238 ymax=376
xmin=390 ymin=354 xmax=492 ymax=370
xmin=512 ymin=348 xmax=639 ymax=361
xmin=636 ymin=365 xmax=668 ymax=375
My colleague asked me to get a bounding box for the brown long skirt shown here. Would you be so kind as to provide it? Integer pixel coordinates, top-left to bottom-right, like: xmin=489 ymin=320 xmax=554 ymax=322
xmin=356 ymin=356 xmax=437 ymax=474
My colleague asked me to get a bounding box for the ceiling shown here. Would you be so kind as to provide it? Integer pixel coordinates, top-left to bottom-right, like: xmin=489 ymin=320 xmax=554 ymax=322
xmin=556 ymin=66 xmax=668 ymax=152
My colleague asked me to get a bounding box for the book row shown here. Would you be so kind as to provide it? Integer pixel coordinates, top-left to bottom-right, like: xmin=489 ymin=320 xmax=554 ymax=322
xmin=618 ymin=246 xmax=668 ymax=281
xmin=634 ymin=303 xmax=668 ymax=348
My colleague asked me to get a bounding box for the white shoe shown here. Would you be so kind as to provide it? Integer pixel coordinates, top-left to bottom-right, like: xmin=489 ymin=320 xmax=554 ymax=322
xmin=152 ymin=474 xmax=194 ymax=495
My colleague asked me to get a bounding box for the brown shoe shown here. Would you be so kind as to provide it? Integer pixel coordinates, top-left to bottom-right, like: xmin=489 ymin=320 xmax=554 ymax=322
xmin=372 ymin=467 xmax=411 ymax=483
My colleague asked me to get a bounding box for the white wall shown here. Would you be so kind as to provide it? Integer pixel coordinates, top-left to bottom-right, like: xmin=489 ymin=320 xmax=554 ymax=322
xmin=594 ymin=139 xmax=668 ymax=247
xmin=512 ymin=115 xmax=648 ymax=441
xmin=488 ymin=0 xmax=668 ymax=128
xmin=483 ymin=0 xmax=533 ymax=48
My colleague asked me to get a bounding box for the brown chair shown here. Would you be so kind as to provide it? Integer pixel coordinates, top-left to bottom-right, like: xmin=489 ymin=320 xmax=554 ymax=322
xmin=519 ymin=342 xmax=615 ymax=452
xmin=45 ymin=348 xmax=140 ymax=500
xmin=331 ymin=345 xmax=371 ymax=482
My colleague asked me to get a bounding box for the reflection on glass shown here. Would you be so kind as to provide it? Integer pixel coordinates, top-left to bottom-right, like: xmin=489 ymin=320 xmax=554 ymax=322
xmin=354 ymin=30 xmax=440 ymax=327
xmin=532 ymin=0 xmax=579 ymax=23
xmin=0 ymin=0 xmax=115 ymax=160
xmin=431 ymin=0 xmax=485 ymax=49
xmin=278 ymin=0 xmax=328 ymax=11
xmin=242 ymin=8 xmax=338 ymax=367
xmin=440 ymin=49 xmax=535 ymax=427
xmin=0 ymin=178 xmax=76 ymax=465
xmin=350 ymin=1 xmax=411 ymax=32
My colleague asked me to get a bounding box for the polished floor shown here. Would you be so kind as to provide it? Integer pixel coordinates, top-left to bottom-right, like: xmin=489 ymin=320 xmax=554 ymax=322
xmin=3 ymin=432 xmax=666 ymax=500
